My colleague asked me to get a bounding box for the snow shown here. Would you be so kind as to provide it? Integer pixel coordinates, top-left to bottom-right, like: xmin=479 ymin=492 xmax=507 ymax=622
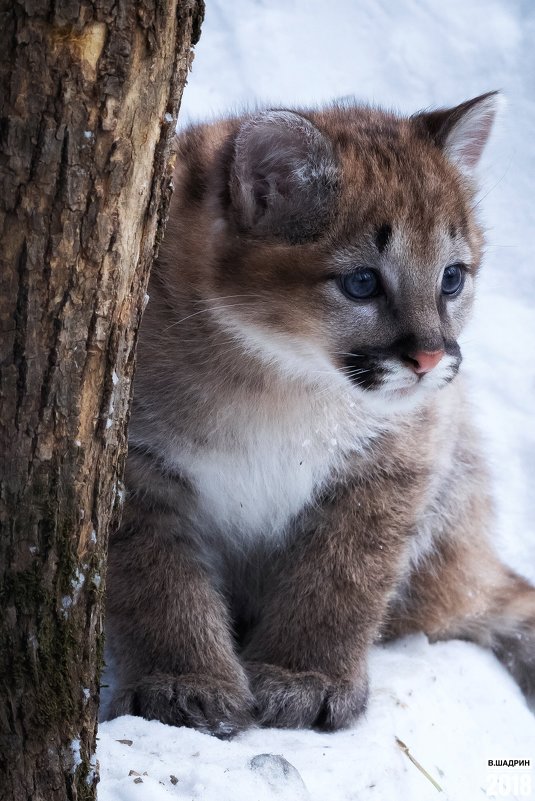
xmin=72 ymin=568 xmax=85 ymax=595
xmin=71 ymin=738 xmax=82 ymax=773
xmin=97 ymin=1 xmax=535 ymax=799
xmin=99 ymin=637 xmax=535 ymax=800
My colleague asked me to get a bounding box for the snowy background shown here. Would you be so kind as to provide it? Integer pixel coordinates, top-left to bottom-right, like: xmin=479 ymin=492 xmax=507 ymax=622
xmin=97 ymin=1 xmax=535 ymax=799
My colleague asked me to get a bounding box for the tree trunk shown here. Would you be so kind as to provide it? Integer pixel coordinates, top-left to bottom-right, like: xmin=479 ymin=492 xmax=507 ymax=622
xmin=0 ymin=2 xmax=204 ymax=799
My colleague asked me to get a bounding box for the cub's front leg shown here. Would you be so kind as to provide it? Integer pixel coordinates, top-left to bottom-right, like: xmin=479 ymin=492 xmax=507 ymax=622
xmin=244 ymin=470 xmax=421 ymax=730
xmin=105 ymin=503 xmax=253 ymax=738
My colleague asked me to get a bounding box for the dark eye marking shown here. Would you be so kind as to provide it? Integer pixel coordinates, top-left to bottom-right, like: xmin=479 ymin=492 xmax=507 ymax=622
xmin=449 ymin=223 xmax=457 ymax=239
xmin=375 ymin=223 xmax=392 ymax=254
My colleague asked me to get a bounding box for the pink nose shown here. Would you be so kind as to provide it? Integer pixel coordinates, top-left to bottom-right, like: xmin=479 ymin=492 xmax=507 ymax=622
xmin=404 ymin=350 xmax=445 ymax=375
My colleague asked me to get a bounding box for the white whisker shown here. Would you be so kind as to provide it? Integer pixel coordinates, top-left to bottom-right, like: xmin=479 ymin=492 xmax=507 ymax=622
xmin=192 ymin=293 xmax=264 ymax=304
xmin=162 ymin=302 xmax=257 ymax=332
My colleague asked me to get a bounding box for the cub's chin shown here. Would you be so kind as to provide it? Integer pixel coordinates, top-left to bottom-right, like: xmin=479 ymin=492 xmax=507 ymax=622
xmin=356 ymin=372 xmax=458 ymax=416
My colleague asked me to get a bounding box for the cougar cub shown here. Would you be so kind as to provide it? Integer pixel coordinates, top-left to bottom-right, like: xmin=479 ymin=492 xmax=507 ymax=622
xmin=105 ymin=93 xmax=535 ymax=736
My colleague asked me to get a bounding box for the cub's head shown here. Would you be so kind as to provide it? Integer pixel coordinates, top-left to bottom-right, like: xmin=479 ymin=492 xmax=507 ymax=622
xmin=177 ymin=93 xmax=500 ymax=410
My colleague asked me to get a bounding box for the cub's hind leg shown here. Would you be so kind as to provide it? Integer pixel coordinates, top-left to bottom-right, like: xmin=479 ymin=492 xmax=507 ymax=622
xmin=386 ymin=532 xmax=535 ymax=696
xmin=105 ymin=504 xmax=253 ymax=737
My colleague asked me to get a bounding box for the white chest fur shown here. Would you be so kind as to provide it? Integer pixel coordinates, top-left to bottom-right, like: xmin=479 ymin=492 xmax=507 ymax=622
xmin=166 ymin=386 xmax=384 ymax=544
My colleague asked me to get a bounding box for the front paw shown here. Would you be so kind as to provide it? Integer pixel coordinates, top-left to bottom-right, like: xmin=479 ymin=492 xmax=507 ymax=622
xmin=245 ymin=662 xmax=368 ymax=731
xmin=107 ymin=672 xmax=254 ymax=738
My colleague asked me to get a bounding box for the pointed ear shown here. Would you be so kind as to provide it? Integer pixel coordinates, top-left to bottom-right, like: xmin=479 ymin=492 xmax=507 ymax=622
xmin=229 ymin=111 xmax=339 ymax=243
xmin=413 ymin=91 xmax=502 ymax=173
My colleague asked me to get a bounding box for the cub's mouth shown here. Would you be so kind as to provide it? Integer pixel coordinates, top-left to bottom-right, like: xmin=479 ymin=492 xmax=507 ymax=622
xmin=339 ymin=343 xmax=462 ymax=396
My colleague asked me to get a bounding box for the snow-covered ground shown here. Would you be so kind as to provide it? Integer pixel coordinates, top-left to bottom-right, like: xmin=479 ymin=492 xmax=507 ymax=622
xmin=98 ymin=1 xmax=535 ymax=798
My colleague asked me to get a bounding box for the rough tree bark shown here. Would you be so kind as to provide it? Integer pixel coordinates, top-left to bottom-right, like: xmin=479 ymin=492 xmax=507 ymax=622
xmin=0 ymin=2 xmax=204 ymax=799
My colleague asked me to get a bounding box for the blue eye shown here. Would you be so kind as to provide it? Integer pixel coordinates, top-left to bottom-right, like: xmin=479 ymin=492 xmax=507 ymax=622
xmin=442 ymin=264 xmax=464 ymax=295
xmin=339 ymin=268 xmax=381 ymax=300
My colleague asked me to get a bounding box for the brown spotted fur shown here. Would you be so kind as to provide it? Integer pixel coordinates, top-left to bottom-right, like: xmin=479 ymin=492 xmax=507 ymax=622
xmin=104 ymin=94 xmax=535 ymax=735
